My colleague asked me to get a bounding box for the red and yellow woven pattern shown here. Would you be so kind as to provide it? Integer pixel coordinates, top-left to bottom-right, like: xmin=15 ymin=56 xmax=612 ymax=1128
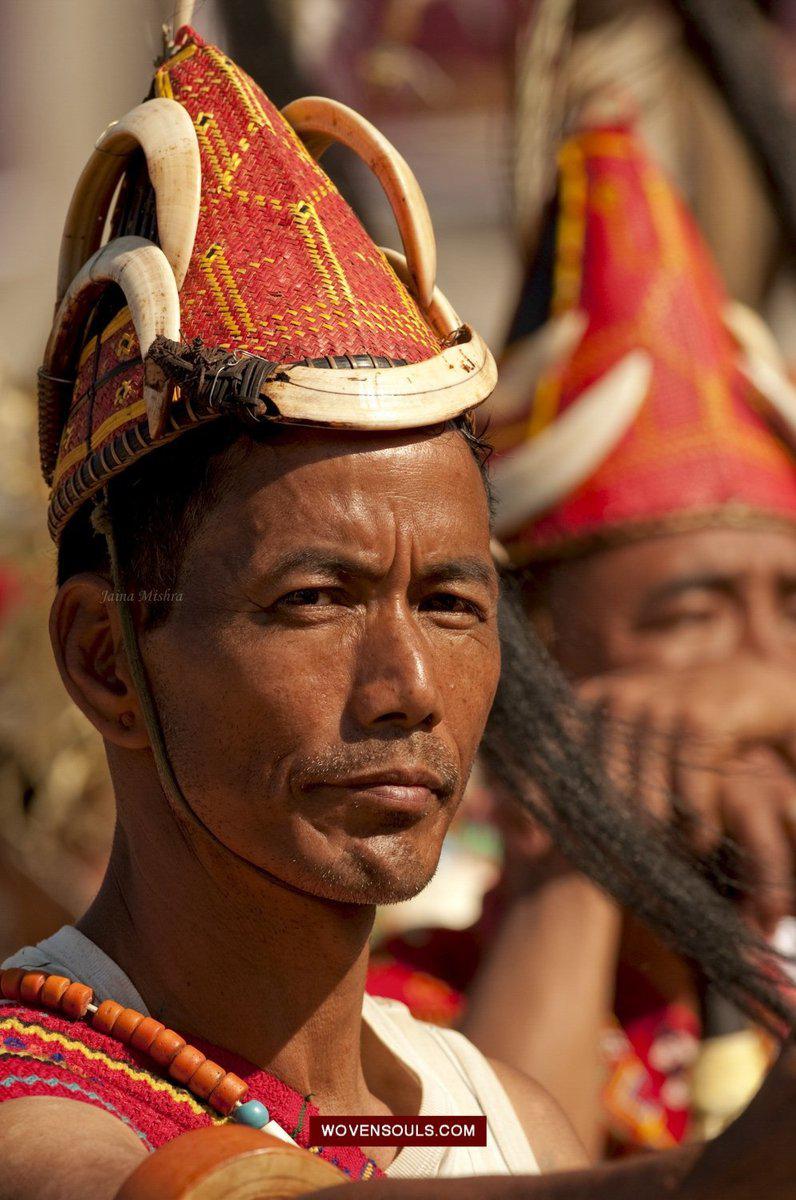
xmin=493 ymin=126 xmax=796 ymax=563
xmin=51 ymin=27 xmax=442 ymax=532
xmin=0 ymin=1003 xmax=380 ymax=1178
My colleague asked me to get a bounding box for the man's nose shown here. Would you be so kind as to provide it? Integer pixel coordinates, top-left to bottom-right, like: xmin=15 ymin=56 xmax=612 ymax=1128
xmin=742 ymin=590 xmax=787 ymax=661
xmin=348 ymin=605 xmax=444 ymax=731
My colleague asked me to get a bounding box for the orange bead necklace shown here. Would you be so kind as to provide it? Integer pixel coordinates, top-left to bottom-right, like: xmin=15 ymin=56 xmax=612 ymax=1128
xmin=0 ymin=966 xmax=295 ymax=1139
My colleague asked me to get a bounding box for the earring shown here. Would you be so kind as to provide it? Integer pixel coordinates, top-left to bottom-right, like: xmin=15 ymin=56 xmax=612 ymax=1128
xmin=118 ymin=711 xmax=135 ymax=731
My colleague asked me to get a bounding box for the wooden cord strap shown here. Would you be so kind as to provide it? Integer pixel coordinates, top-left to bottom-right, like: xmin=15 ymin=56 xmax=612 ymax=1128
xmin=97 ymin=489 xmax=189 ymax=816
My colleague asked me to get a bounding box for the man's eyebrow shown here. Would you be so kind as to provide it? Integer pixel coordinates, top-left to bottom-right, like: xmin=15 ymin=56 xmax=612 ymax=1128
xmin=263 ymin=548 xmax=381 ymax=581
xmin=643 ymin=572 xmax=737 ymax=604
xmin=258 ymin=550 xmax=498 ymax=589
xmin=421 ymin=558 xmax=499 ymax=590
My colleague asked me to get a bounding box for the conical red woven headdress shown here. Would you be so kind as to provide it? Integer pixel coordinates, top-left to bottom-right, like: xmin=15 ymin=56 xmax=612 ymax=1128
xmin=489 ymin=124 xmax=796 ymax=565
xmin=40 ymin=27 xmax=495 ymax=540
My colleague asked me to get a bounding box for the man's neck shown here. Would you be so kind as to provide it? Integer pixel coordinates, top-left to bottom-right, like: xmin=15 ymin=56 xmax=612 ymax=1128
xmin=77 ymin=809 xmax=380 ymax=1113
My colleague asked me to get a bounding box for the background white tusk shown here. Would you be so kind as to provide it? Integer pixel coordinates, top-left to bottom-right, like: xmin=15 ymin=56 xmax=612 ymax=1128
xmin=724 ymin=301 xmax=787 ymax=371
xmin=739 ymin=353 xmax=796 ymax=451
xmin=490 ymin=538 xmax=511 ymax=567
xmin=487 ymin=310 xmax=588 ymax=425
xmin=491 ymin=350 xmax=653 ymax=536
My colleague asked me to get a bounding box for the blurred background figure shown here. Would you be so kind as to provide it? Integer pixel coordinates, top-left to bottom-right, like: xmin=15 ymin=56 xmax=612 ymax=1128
xmin=2 ymin=0 xmax=796 ymax=1165
xmin=368 ymin=0 xmax=796 ymax=1164
xmin=512 ymin=0 xmax=796 ymax=345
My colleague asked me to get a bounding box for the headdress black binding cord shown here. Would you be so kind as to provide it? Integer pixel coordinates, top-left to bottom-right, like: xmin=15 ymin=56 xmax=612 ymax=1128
xmin=147 ymin=336 xmax=280 ymax=426
xmin=147 ymin=335 xmax=412 ymax=432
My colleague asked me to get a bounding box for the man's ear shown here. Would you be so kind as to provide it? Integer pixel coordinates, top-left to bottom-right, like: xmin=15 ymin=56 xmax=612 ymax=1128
xmin=49 ymin=572 xmax=149 ymax=749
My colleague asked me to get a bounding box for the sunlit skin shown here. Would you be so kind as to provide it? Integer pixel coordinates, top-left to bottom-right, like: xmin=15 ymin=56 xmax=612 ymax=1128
xmin=38 ymin=425 xmax=538 ymax=1173
xmin=536 ymin=525 xmax=796 ymax=677
xmin=139 ymin=426 xmax=501 ymax=905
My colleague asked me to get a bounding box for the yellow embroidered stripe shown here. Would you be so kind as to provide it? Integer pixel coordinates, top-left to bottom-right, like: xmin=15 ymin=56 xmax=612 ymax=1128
xmin=0 ymin=1017 xmax=220 ymax=1120
xmin=53 ymin=400 xmax=147 ymax=486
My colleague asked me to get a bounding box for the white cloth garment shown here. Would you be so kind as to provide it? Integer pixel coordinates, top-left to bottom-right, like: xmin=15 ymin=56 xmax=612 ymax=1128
xmin=5 ymin=926 xmax=540 ymax=1178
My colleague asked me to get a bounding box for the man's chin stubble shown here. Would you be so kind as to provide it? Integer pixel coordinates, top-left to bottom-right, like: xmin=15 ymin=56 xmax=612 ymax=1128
xmin=306 ymin=851 xmax=438 ymax=907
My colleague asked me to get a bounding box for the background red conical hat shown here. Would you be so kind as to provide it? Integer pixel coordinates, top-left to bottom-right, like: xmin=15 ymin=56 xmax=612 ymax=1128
xmin=489 ymin=124 xmax=796 ymax=565
xmin=41 ymin=27 xmax=494 ymax=540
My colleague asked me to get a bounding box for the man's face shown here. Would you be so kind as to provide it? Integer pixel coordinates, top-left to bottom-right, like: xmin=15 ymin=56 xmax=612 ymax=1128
xmin=532 ymin=525 xmax=796 ymax=678
xmin=141 ymin=427 xmax=499 ymax=904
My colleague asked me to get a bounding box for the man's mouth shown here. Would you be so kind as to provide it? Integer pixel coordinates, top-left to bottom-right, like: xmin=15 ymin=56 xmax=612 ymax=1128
xmin=302 ymin=766 xmax=449 ymax=816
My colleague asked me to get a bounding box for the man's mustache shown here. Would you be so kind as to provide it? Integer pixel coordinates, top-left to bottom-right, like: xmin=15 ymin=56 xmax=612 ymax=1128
xmin=291 ymin=736 xmax=460 ymax=802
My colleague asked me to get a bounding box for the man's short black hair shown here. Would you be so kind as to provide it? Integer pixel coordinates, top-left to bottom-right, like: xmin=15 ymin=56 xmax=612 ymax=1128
xmin=57 ymin=415 xmax=492 ymax=627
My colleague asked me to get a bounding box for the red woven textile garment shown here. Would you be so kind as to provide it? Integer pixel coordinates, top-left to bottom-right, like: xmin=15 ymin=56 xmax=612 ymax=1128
xmin=0 ymin=1002 xmax=381 ymax=1180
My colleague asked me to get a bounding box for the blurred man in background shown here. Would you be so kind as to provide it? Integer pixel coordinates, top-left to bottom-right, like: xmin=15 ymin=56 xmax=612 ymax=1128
xmin=513 ymin=0 xmax=796 ymax=320
xmin=369 ymin=116 xmax=796 ymax=1159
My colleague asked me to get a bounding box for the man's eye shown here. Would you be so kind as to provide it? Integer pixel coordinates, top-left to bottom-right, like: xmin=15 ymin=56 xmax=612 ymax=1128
xmin=420 ymin=592 xmax=483 ymax=618
xmin=277 ymin=588 xmax=340 ymax=607
xmin=641 ymin=607 xmax=717 ymax=631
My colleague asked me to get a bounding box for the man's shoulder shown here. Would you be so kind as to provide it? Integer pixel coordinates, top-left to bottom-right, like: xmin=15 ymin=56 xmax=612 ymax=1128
xmin=0 ymin=1001 xmax=210 ymax=1149
xmin=364 ymin=997 xmax=586 ymax=1173
xmin=487 ymin=1057 xmax=590 ymax=1174
xmin=0 ymin=1094 xmax=148 ymax=1200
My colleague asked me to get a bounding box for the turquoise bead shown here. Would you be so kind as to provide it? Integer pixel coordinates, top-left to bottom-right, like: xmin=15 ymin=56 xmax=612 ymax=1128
xmin=233 ymin=1099 xmax=270 ymax=1128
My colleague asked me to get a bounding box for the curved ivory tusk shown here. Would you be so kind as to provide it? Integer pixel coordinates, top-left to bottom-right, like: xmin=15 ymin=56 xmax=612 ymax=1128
xmin=263 ymin=326 xmax=497 ymax=429
xmin=379 ymin=246 xmax=460 ymax=338
xmin=44 ymin=236 xmax=181 ymax=444
xmin=739 ymin=352 xmax=796 ymax=451
xmin=172 ymin=0 xmax=196 ymax=32
xmin=487 ymin=311 xmax=588 ymax=425
xmin=57 ymin=98 xmax=200 ymax=303
xmin=282 ymin=96 xmax=436 ymax=310
xmin=491 ymin=350 xmax=653 ymax=536
xmin=724 ymin=301 xmax=787 ymax=371
xmin=723 ymin=302 xmax=796 ymax=449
